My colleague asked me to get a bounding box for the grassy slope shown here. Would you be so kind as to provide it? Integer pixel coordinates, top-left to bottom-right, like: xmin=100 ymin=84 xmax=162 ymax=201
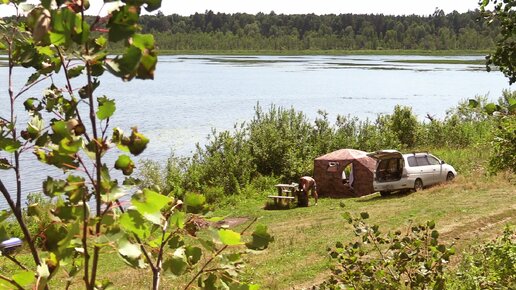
xmin=211 ymin=174 xmax=516 ymax=289
xmin=3 ymin=173 xmax=514 ymax=289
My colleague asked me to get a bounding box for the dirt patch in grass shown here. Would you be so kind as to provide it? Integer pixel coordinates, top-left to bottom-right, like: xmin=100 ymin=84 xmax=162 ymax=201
xmin=211 ymin=217 xmax=250 ymax=228
xmin=439 ymin=204 xmax=516 ymax=261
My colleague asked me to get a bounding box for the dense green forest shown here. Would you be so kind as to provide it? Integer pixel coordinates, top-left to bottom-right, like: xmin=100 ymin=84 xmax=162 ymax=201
xmin=137 ymin=9 xmax=498 ymax=51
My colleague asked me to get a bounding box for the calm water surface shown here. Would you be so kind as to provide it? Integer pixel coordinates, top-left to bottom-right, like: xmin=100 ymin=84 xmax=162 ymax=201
xmin=0 ymin=55 xmax=513 ymax=207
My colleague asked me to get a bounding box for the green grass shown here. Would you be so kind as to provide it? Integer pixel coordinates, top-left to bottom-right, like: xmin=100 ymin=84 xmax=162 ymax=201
xmin=2 ymin=153 xmax=514 ymax=289
xmin=212 ymin=174 xmax=516 ymax=289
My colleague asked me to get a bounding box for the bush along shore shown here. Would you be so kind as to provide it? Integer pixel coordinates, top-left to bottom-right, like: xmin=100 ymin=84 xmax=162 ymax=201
xmin=137 ymin=91 xmax=514 ymax=204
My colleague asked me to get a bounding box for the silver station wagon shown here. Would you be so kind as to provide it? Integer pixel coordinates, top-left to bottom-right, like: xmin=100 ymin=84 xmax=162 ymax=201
xmin=368 ymin=150 xmax=457 ymax=196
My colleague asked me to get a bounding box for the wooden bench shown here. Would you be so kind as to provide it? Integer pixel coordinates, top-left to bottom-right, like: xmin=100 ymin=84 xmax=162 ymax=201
xmin=268 ymin=183 xmax=299 ymax=206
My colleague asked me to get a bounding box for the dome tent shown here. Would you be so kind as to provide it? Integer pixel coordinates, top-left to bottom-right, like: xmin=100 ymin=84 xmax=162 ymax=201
xmin=314 ymin=149 xmax=376 ymax=197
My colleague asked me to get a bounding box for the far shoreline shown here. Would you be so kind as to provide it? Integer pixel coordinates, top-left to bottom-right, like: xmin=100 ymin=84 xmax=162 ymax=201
xmin=1 ymin=49 xmax=489 ymax=57
xmin=156 ymin=49 xmax=489 ymax=57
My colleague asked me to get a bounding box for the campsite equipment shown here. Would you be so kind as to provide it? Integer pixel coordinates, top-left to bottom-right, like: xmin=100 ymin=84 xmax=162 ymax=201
xmin=314 ymin=149 xmax=376 ymax=197
xmin=268 ymin=183 xmax=298 ymax=206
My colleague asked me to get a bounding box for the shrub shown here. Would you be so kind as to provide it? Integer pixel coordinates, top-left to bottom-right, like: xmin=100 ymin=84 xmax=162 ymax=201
xmin=248 ymin=104 xmax=314 ymax=179
xmin=321 ymin=212 xmax=455 ymax=289
xmin=138 ymin=153 xmax=189 ymax=197
xmin=388 ymin=105 xmax=419 ymax=148
xmin=449 ymin=226 xmax=516 ymax=289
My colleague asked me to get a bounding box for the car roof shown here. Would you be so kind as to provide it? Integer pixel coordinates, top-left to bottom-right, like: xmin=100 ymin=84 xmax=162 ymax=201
xmin=402 ymin=152 xmax=431 ymax=157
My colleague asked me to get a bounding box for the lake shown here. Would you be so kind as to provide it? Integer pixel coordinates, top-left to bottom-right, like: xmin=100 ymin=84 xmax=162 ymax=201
xmin=0 ymin=54 xmax=513 ymax=207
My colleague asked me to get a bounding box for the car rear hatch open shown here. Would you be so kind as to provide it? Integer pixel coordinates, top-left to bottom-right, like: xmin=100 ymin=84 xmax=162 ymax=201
xmin=367 ymin=150 xmax=403 ymax=160
xmin=367 ymin=150 xmax=405 ymax=183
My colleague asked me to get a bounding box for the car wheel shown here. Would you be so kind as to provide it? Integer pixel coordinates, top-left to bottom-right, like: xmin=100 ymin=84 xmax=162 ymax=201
xmin=446 ymin=172 xmax=455 ymax=181
xmin=380 ymin=191 xmax=390 ymax=197
xmin=414 ymin=179 xmax=423 ymax=192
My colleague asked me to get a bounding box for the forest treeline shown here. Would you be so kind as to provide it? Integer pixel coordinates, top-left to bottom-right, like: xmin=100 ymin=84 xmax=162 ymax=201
xmin=138 ymin=9 xmax=498 ymax=51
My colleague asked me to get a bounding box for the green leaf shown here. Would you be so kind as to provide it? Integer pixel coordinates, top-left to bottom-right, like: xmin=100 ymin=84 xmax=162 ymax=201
xmin=118 ymin=237 xmax=146 ymax=269
xmin=201 ymin=274 xmax=218 ymax=290
xmin=35 ymin=149 xmax=79 ymax=170
xmin=199 ymin=238 xmax=217 ymax=253
xmin=97 ymin=97 xmax=116 ymax=120
xmin=0 ymin=279 xmax=12 ymax=290
xmin=468 ymin=99 xmax=479 ymax=108
xmin=59 ymin=137 xmax=83 ymax=154
xmin=0 ymin=158 xmax=11 ymax=170
xmin=246 ymin=224 xmax=274 ymax=250
xmin=508 ymin=102 xmax=516 ymax=114
xmin=43 ymin=177 xmax=66 ymax=197
xmin=118 ymin=238 xmax=142 ymax=260
xmin=162 ymin=256 xmax=188 ymax=277
xmin=132 ymin=34 xmax=155 ymax=51
xmin=0 ymin=210 xmax=11 ymax=224
xmin=185 ymin=246 xmax=202 ymax=265
xmin=427 ymin=220 xmax=436 ymax=229
xmin=0 ymin=138 xmax=21 ymax=153
xmin=170 ymin=211 xmax=186 ymax=229
xmin=26 ymin=72 xmax=41 ymax=86
xmin=51 ymin=120 xmax=71 ymax=140
xmin=114 ymin=155 xmax=134 ymax=176
xmin=119 ymin=209 xmax=150 ymax=239
xmin=431 ymin=230 xmax=439 ymax=239
xmin=107 ymin=5 xmax=139 ymax=42
xmin=142 ymin=0 xmax=162 ymax=12
xmin=131 ymin=189 xmax=172 ymax=224
xmin=12 ymin=271 xmax=35 ymax=287
xmin=27 ymin=203 xmax=44 ymax=218
xmin=136 ymin=53 xmax=157 ymax=80
xmin=63 ymin=175 xmax=87 ymax=204
xmin=360 ymin=212 xmax=369 ymax=220
xmin=53 ymin=202 xmax=87 ymax=221
xmin=67 ymin=65 xmax=84 ymax=79
xmin=105 ymin=46 xmax=141 ymax=81
xmin=484 ymin=103 xmax=498 ymax=115
xmin=167 ymin=235 xmax=185 ymax=249
xmin=27 ymin=116 xmax=44 ymax=140
xmin=184 ymin=193 xmax=206 ymax=214
xmin=127 ymin=128 xmax=149 ymax=156
xmin=218 ymin=229 xmax=243 ymax=246
xmin=57 ymin=220 xmax=80 ymax=250
xmin=224 ymin=253 xmax=242 ymax=263
xmin=0 ymin=225 xmax=9 ymax=242
xmin=41 ymin=0 xmax=52 ymax=9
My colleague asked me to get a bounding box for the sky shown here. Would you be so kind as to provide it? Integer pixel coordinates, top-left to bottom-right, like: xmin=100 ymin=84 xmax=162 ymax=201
xmin=0 ymin=0 xmax=480 ymax=17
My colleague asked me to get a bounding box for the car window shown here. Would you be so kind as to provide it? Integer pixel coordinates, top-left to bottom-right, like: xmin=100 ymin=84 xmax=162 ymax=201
xmin=407 ymin=156 xmax=417 ymax=167
xmin=427 ymin=156 xmax=440 ymax=165
xmin=415 ymin=156 xmax=430 ymax=166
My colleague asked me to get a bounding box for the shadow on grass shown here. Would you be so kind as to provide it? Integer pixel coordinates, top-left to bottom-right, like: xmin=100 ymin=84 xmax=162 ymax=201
xmin=356 ymin=190 xmax=414 ymax=202
xmin=263 ymin=201 xmax=297 ymax=210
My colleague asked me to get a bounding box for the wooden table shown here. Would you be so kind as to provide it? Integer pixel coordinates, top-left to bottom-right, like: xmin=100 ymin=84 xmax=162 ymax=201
xmin=268 ymin=183 xmax=299 ymax=206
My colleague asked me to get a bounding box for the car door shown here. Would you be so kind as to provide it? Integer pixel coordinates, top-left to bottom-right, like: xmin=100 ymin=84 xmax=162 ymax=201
xmin=427 ymin=155 xmax=444 ymax=183
xmin=414 ymin=156 xmax=434 ymax=185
